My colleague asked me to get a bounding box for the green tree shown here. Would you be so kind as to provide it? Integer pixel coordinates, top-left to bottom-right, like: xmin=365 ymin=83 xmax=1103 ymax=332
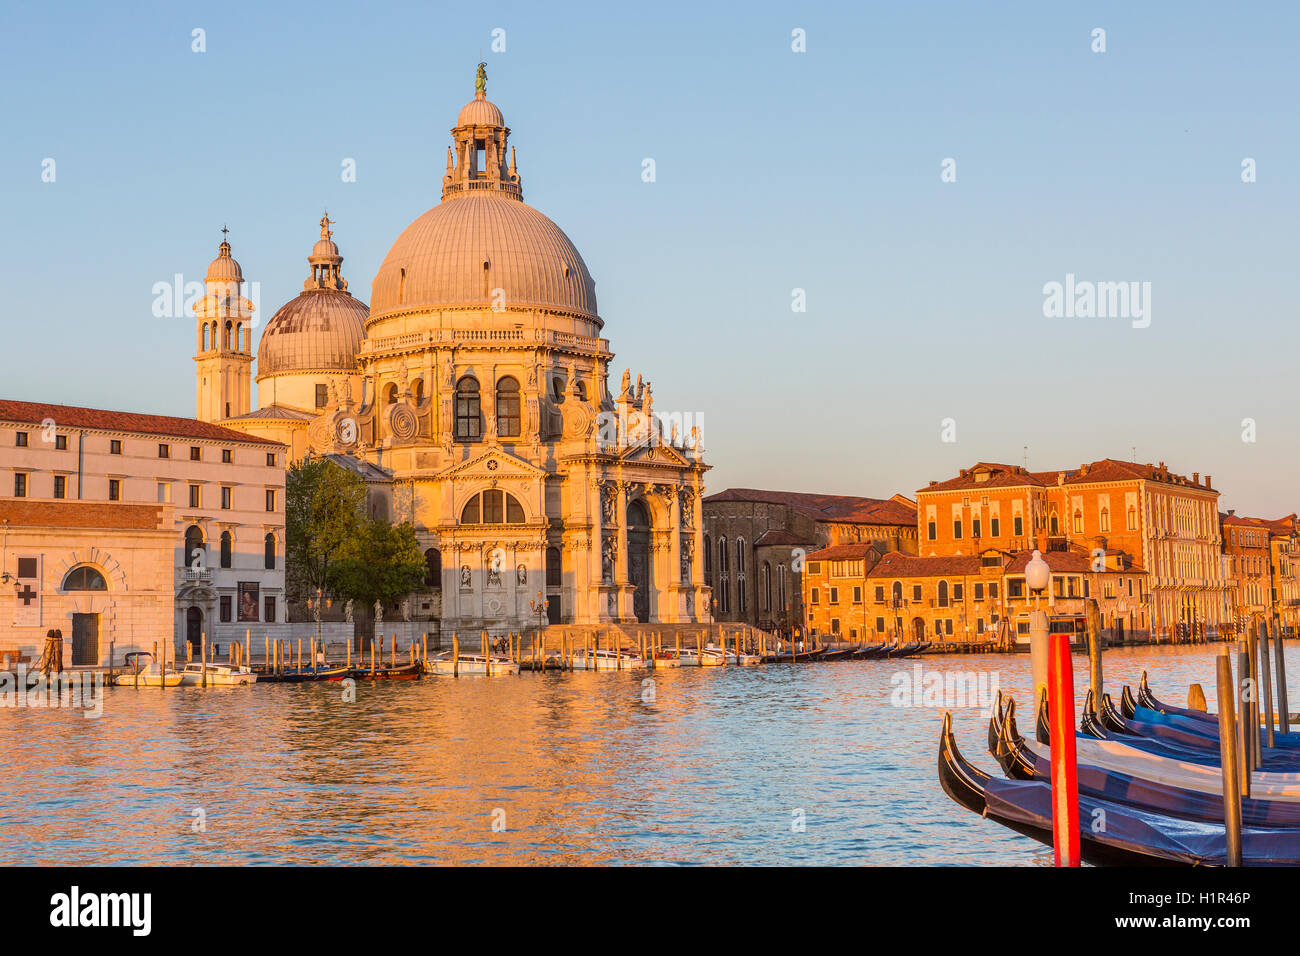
xmin=284 ymin=458 xmax=368 ymax=605
xmin=329 ymin=519 xmax=427 ymax=612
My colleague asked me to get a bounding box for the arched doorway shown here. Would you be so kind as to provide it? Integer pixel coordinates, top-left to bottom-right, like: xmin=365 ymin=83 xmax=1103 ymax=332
xmin=912 ymin=617 xmax=925 ymax=641
xmin=186 ymin=607 xmax=203 ymax=655
xmin=627 ymin=499 xmax=651 ymax=623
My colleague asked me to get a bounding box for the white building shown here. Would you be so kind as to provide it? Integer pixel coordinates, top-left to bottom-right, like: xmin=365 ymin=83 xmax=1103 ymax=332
xmin=0 ymin=400 xmax=287 ymax=664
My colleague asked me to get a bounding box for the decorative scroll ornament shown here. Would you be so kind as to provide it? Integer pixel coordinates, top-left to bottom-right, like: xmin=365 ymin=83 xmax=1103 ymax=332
xmin=388 ymin=403 xmax=419 ymax=442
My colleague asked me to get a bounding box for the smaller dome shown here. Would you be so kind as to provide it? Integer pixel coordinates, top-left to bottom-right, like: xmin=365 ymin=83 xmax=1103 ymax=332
xmin=457 ymin=92 xmax=504 ymax=128
xmin=257 ymin=291 xmax=368 ymax=378
xmin=206 ymin=239 xmax=243 ymax=283
xmin=312 ymin=238 xmax=340 ymax=259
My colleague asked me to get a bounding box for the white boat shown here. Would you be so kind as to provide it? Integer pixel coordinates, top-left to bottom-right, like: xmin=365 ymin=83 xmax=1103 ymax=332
xmin=113 ymin=652 xmax=185 ymax=687
xmin=113 ymin=669 xmax=184 ymax=687
xmin=425 ymin=653 xmax=520 ymax=676
xmin=675 ymin=646 xmax=727 ymax=667
xmin=176 ymin=662 xmax=258 ymax=686
xmin=725 ymin=651 xmax=763 ymax=666
xmin=570 ymin=648 xmax=644 ymax=670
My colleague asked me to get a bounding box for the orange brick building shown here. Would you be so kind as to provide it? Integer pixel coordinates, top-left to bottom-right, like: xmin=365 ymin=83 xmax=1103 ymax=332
xmin=915 ymin=459 xmax=1230 ymax=641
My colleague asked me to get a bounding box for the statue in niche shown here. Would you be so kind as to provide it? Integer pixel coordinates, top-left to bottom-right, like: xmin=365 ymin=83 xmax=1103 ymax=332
xmin=516 ymin=564 xmax=527 ymax=585
xmin=460 ymin=565 xmax=472 ymax=589
xmin=602 ymin=536 xmax=617 ymax=584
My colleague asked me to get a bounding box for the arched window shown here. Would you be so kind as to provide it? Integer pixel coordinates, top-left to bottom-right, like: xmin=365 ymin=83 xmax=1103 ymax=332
xmin=1049 ymin=514 xmax=1059 ymax=536
xmin=460 ymin=490 xmax=525 ymax=524
xmin=220 ymin=530 xmax=233 ymax=569
xmin=546 ymin=546 xmax=562 ymax=587
xmin=937 ymin=580 xmax=949 ymax=607
xmin=224 ymin=320 xmax=233 ymax=350
xmin=892 ymin=581 xmax=903 ymax=604
xmin=736 ymin=538 xmax=746 ymax=575
xmin=62 ymin=566 xmax=106 ymax=591
xmin=202 ymin=325 xmax=210 ymax=350
xmin=424 ymin=548 xmax=441 ymax=588
xmin=455 ymin=377 xmax=482 ymax=441
xmin=718 ymin=536 xmax=729 ymax=576
xmin=184 ymin=525 xmax=205 ymax=565
xmin=1100 ymin=508 xmax=1110 ymax=532
xmin=384 ymin=383 xmax=398 ymax=406
xmin=762 ymin=562 xmax=772 ymax=613
xmin=574 ymin=381 xmax=587 ymax=402
xmin=703 ymin=534 xmax=713 ymax=586
xmin=1073 ymin=509 xmax=1083 ymax=534
xmin=264 ymin=533 xmax=276 ymax=570
xmin=552 ymin=377 xmax=565 ymax=402
xmin=496 ymin=377 xmax=521 ymax=437
xmin=413 ymin=378 xmax=424 ymax=405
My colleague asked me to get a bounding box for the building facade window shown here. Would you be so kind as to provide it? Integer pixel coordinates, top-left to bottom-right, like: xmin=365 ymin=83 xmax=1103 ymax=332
xmin=264 ymin=533 xmax=276 ymax=570
xmin=220 ymin=531 xmax=233 ymax=569
xmin=455 ymin=377 xmax=482 ymax=441
xmin=190 ymin=446 xmax=201 ymax=461
xmin=158 ymin=443 xmax=169 ymax=458
xmin=53 ymin=475 xmax=65 ymax=499
xmin=109 ymin=439 xmax=121 ymax=454
xmin=426 ymin=548 xmax=443 ymax=588
xmin=266 ymin=489 xmax=276 ymax=512
xmin=15 ymin=432 xmax=28 ymax=447
xmin=221 ymin=487 xmax=232 ymax=509
xmin=460 ymin=490 xmax=525 ymax=524
xmin=189 ymin=485 xmax=200 ymax=508
xmin=495 ymin=377 xmax=521 ymax=437
xmin=54 ymin=435 xmax=67 ymax=450
xmin=108 ymin=479 xmax=120 ymax=501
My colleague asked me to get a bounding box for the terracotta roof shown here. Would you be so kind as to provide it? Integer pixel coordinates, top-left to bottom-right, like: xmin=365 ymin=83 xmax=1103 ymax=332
xmin=1001 ymin=549 xmax=1144 ymax=575
xmin=922 ymin=458 xmax=1217 ymax=494
xmin=806 ymin=542 xmax=884 ymax=561
xmin=704 ymin=488 xmax=916 ymax=526
xmin=1220 ymin=512 xmax=1273 ymax=529
xmin=919 ymin=463 xmax=1046 ymax=494
xmin=0 ymin=400 xmax=283 ymax=446
xmin=865 ymin=552 xmax=983 ymax=578
xmin=0 ymin=500 xmax=166 ymax=531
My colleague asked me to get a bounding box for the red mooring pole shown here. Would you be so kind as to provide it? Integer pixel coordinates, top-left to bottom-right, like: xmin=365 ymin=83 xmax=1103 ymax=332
xmin=1048 ymin=631 xmax=1080 ymax=866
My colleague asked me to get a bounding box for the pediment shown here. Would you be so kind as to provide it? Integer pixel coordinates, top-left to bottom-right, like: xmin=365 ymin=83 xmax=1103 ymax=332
xmin=618 ymin=438 xmax=692 ymax=468
xmin=437 ymin=447 xmax=549 ymax=482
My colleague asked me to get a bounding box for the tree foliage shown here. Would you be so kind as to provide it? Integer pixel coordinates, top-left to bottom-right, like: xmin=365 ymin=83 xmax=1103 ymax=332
xmin=285 ymin=458 xmax=426 ymax=612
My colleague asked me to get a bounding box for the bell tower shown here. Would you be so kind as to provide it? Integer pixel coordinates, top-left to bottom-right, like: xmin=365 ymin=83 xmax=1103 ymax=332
xmin=194 ymin=229 xmax=254 ymax=422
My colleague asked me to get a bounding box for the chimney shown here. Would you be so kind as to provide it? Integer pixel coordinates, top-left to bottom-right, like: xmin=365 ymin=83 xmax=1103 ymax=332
xmin=1193 ymin=472 xmax=1199 ymax=485
xmin=1206 ymin=475 xmax=1212 ymax=488
xmin=1228 ymin=509 xmax=1235 ymax=517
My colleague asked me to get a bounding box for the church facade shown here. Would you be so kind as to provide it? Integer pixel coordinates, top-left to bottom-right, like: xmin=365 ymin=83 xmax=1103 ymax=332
xmin=195 ymin=70 xmax=713 ymax=640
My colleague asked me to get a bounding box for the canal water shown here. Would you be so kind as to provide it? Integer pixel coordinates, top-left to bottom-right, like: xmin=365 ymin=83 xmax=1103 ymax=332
xmin=0 ymin=644 xmax=1277 ymax=865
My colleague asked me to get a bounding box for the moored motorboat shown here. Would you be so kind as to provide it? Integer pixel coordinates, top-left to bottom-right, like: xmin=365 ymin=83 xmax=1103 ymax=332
xmin=350 ymin=662 xmax=423 ymax=680
xmin=112 ymin=653 xmax=184 ymax=687
xmin=569 ymin=648 xmax=645 ymax=670
xmin=425 ymin=653 xmax=519 ymax=676
xmin=177 ymin=662 xmax=258 ymax=686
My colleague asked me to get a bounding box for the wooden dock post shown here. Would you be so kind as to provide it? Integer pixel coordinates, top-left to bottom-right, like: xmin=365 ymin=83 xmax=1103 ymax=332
xmin=675 ymin=630 xmax=681 ymax=663
xmin=1238 ymin=640 xmax=1253 ymax=794
xmin=1216 ymin=646 xmax=1243 ymax=866
xmin=422 ymin=632 xmax=428 ymax=669
xmin=1085 ymin=598 xmax=1103 ymax=705
xmin=1047 ymin=632 xmax=1080 ymax=866
xmin=200 ymin=632 xmax=208 ymax=688
xmin=1274 ymin=621 xmax=1290 ymax=734
xmin=1260 ymin=626 xmax=1276 ymax=748
xmin=452 ymin=633 xmax=459 ymax=677
xmin=1249 ymin=628 xmax=1263 ymax=764
xmin=245 ymin=629 xmax=251 ymax=673
xmin=370 ymin=636 xmax=376 ymax=676
xmin=1187 ymin=684 xmax=1208 ymax=711
xmin=264 ymin=636 xmax=269 ymax=671
xmin=696 ymin=632 xmax=702 ymax=667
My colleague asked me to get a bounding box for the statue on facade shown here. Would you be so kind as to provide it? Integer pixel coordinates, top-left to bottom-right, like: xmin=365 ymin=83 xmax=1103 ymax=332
xmin=374 ymin=600 xmax=383 ymax=632
xmin=602 ymin=536 xmax=617 ymax=584
xmin=516 ymin=564 xmax=527 ymax=585
xmin=460 ymin=565 xmax=472 ymax=589
xmin=344 ymin=599 xmax=354 ymax=624
xmin=401 ymin=599 xmax=411 ymax=622
xmin=679 ymin=489 xmax=694 ymax=528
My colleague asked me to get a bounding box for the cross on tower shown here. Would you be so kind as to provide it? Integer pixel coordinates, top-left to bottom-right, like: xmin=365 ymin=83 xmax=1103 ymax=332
xmin=220 ymin=224 xmax=230 ymax=242
xmin=17 ymin=584 xmax=37 ymax=606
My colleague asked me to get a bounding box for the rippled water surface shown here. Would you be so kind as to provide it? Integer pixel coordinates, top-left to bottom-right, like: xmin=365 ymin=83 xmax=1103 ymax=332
xmin=0 ymin=644 xmax=1281 ymax=865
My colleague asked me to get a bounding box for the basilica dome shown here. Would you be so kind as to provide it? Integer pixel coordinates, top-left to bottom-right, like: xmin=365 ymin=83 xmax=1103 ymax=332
xmin=369 ymin=83 xmax=598 ymax=325
xmin=257 ymin=215 xmax=368 ymax=380
xmin=205 ymin=239 xmax=243 ymax=283
xmin=369 ymin=196 xmax=598 ymax=322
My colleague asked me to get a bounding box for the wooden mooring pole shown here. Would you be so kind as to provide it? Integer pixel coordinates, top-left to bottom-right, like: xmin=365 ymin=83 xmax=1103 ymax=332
xmin=1275 ymin=620 xmax=1290 ymax=734
xmin=1216 ymin=646 xmax=1243 ymax=866
xmin=1261 ymin=626 xmax=1276 ymax=748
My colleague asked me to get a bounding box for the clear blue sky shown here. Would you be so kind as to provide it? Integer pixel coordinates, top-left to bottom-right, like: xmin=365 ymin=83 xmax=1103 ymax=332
xmin=2 ymin=1 xmax=1298 ymax=515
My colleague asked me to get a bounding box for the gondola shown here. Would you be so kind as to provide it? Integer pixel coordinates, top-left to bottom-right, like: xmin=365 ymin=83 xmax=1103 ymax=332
xmin=856 ymin=642 xmax=895 ymax=659
xmin=1120 ymin=683 xmax=1139 ymax=719
xmin=996 ymin=708 xmax=1300 ymax=827
xmin=761 ymin=647 xmax=828 ymax=664
xmin=987 ymin=690 xmax=1004 ymax=755
xmin=1035 ymin=689 xmax=1050 ymax=745
xmin=938 ymin=712 xmax=1300 ymax=865
xmin=819 ymin=647 xmax=855 ymax=661
xmin=350 ymin=662 xmax=423 ymax=681
xmin=887 ymin=641 xmax=923 ymax=658
xmin=1098 ymin=692 xmax=1135 ymax=736
xmin=1079 ymin=689 xmax=1114 ymax=740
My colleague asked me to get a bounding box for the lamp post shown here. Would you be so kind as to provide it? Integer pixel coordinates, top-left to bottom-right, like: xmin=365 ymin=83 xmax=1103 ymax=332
xmin=529 ymin=592 xmax=549 ymax=629
xmin=1026 ymin=549 xmax=1051 ymax=703
xmin=306 ymin=587 xmax=331 ymax=662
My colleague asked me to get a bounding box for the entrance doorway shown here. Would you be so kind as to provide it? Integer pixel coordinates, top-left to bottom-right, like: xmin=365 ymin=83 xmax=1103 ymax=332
xmin=912 ymin=617 xmax=926 ymax=641
xmin=186 ymin=607 xmax=203 ymax=655
xmin=71 ymin=613 xmax=99 ymax=666
xmin=627 ymin=499 xmax=651 ymax=623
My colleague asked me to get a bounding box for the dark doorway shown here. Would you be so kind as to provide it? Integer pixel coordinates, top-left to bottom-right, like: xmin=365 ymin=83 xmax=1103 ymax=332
xmin=547 ymin=596 xmax=561 ymax=625
xmin=627 ymin=499 xmax=651 ymax=623
xmin=71 ymin=613 xmax=99 ymax=666
xmin=912 ymin=617 xmax=925 ymax=641
xmin=186 ymin=607 xmax=202 ymax=654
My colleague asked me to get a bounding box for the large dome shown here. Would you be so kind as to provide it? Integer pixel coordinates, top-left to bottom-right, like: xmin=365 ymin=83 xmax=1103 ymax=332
xmin=257 ymin=215 xmax=368 ymax=379
xmin=369 ymin=194 xmax=598 ymax=321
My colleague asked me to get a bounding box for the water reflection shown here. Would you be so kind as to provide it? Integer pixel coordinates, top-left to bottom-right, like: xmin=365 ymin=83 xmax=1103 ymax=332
xmin=0 ymin=644 xmax=1281 ymax=865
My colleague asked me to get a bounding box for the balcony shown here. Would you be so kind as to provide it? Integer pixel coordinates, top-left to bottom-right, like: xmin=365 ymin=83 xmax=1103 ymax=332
xmin=180 ymin=567 xmax=213 ymax=584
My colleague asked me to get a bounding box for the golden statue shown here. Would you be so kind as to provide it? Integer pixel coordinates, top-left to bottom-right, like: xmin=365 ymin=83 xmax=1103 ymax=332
xmin=475 ymin=62 xmax=487 ymax=94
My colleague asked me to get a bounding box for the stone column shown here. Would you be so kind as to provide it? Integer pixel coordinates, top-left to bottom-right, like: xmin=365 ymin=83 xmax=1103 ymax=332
xmin=691 ymin=471 xmax=707 ymax=620
xmin=616 ymin=477 xmax=631 ymax=621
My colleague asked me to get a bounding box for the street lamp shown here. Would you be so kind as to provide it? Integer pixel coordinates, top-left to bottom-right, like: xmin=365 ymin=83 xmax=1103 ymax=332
xmin=1025 ymin=549 xmax=1051 ymax=701
xmin=306 ymin=587 xmax=331 ymax=662
xmin=529 ymin=591 xmax=549 ymax=629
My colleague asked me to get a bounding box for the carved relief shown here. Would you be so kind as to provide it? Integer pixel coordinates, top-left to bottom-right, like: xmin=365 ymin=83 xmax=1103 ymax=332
xmin=601 ymin=534 xmax=617 ymax=584
xmin=678 ymin=489 xmax=695 ymax=529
